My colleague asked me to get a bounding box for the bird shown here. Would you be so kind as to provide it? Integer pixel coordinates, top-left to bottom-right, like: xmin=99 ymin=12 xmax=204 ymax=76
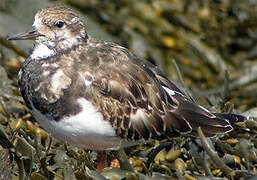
xmin=8 ymin=5 xmax=245 ymax=171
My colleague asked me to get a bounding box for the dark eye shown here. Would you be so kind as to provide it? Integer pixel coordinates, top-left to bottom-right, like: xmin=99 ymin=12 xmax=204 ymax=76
xmin=55 ymin=21 xmax=65 ymax=28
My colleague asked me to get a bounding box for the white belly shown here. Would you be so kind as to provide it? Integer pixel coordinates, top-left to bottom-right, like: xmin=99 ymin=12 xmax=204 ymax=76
xmin=31 ymin=98 xmax=122 ymax=150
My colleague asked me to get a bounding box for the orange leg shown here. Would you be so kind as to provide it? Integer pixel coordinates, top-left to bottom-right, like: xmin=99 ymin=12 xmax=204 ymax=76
xmin=97 ymin=151 xmax=107 ymax=172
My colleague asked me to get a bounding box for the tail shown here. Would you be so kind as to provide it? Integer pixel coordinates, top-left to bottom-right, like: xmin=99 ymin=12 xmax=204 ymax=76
xmin=158 ymin=83 xmax=247 ymax=139
xmin=213 ymin=113 xmax=247 ymax=130
xmin=169 ymin=99 xmax=247 ymax=137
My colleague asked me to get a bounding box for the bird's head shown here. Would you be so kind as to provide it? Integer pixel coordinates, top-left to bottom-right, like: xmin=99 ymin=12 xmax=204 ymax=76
xmin=8 ymin=6 xmax=87 ymax=52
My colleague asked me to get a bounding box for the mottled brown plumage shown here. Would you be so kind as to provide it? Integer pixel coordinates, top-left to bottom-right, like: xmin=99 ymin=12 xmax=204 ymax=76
xmin=9 ymin=6 xmax=245 ymax=151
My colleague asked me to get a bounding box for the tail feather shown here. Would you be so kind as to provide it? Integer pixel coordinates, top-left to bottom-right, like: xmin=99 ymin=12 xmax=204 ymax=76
xmin=213 ymin=113 xmax=246 ymax=123
xmin=171 ymin=99 xmax=247 ymax=137
xmin=176 ymin=110 xmax=233 ymax=137
xmin=214 ymin=113 xmax=247 ymax=130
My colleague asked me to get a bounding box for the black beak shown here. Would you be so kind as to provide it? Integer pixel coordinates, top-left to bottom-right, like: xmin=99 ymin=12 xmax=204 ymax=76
xmin=7 ymin=26 xmax=42 ymax=40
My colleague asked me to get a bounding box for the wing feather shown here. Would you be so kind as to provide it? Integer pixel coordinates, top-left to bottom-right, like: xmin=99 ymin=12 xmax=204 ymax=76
xmin=81 ymin=40 xmax=241 ymax=140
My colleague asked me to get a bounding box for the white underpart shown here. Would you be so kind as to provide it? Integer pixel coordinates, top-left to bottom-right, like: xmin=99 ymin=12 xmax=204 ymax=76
xmin=31 ymin=43 xmax=55 ymax=60
xmin=31 ymin=98 xmax=119 ymax=150
xmin=62 ymin=98 xmax=116 ymax=137
xmin=162 ymin=86 xmax=175 ymax=96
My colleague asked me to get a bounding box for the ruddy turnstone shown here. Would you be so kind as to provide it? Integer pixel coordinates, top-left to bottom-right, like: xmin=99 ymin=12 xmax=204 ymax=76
xmin=8 ymin=5 xmax=245 ymax=170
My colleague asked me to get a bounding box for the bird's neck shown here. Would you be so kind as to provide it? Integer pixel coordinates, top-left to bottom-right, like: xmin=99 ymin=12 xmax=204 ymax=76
xmin=31 ymin=35 xmax=87 ymax=61
xmin=30 ymin=43 xmax=55 ymax=60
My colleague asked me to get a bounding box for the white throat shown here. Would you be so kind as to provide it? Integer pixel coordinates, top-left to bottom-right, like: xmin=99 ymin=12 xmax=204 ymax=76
xmin=31 ymin=43 xmax=55 ymax=60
